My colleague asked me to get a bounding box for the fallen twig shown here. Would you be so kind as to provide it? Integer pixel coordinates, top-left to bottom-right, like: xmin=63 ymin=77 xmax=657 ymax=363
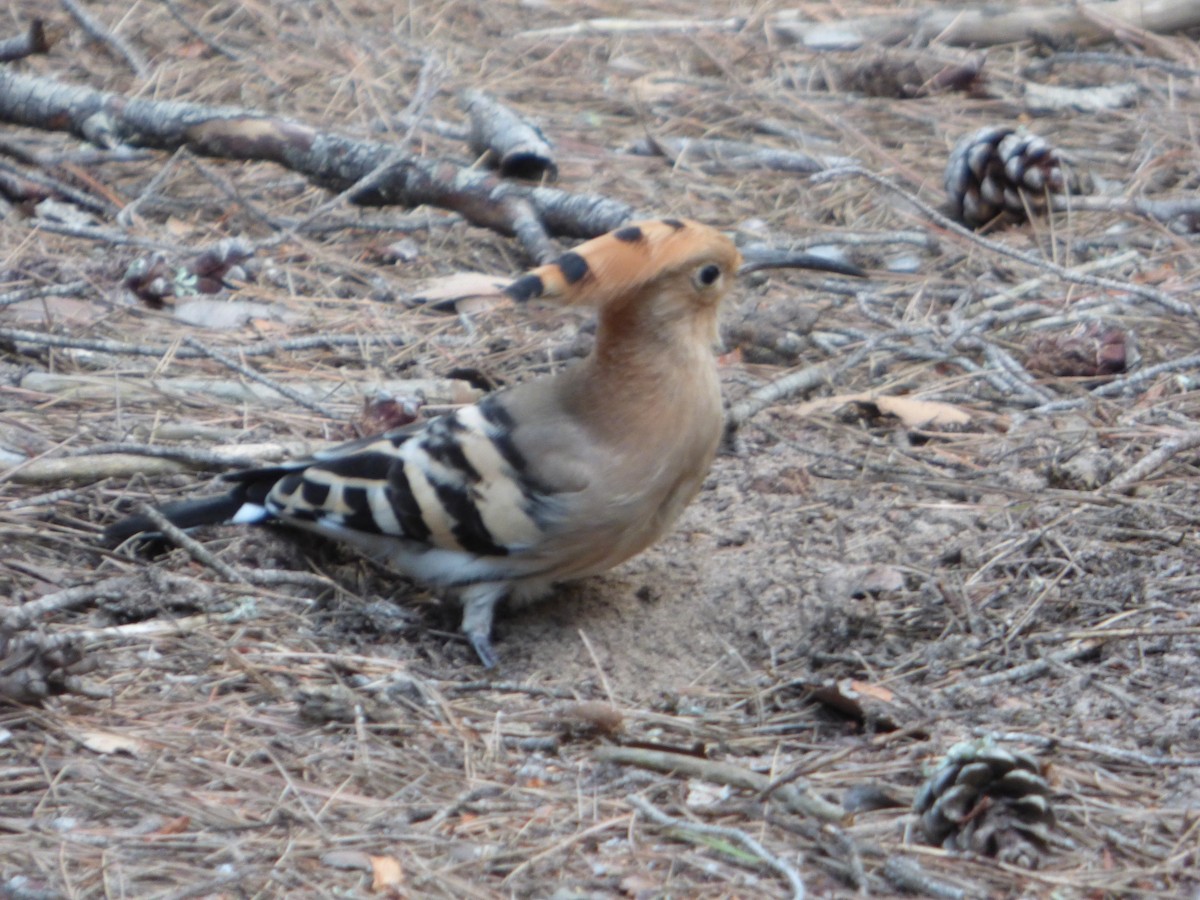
xmin=594 ymin=745 xmax=844 ymax=822
xmin=1106 ymin=429 xmax=1200 ymax=492
xmin=0 ymin=19 xmax=49 ymax=63
xmin=518 ymin=16 xmax=745 ymax=38
xmin=814 ymin=165 xmax=1197 ymax=320
xmin=983 ymin=730 xmax=1200 ymax=768
xmin=131 ymin=503 xmax=249 ymax=585
xmin=20 ymin=372 xmax=479 ymax=412
xmin=627 ymin=794 xmax=807 ymax=900
xmin=2 ymin=454 xmax=188 ymax=485
xmin=462 ymin=90 xmax=557 ymax=182
xmin=767 ymin=0 xmax=1200 ymax=50
xmin=883 ymin=856 xmax=969 ymax=900
xmin=0 ymin=70 xmax=634 ymax=254
xmin=1 ymin=576 xmax=144 ymax=631
xmin=181 ymin=336 xmax=342 ymax=421
xmin=59 ymin=0 xmax=150 ymax=78
xmin=0 ymin=327 xmax=409 ymax=359
xmin=943 ymin=643 xmax=1100 ymax=695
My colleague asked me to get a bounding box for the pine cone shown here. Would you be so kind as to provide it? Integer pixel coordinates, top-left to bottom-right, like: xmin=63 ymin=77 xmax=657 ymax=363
xmin=914 ymin=739 xmax=1056 ymax=867
xmin=945 ymin=126 xmax=1083 ymax=229
xmin=0 ymin=630 xmax=95 ymax=704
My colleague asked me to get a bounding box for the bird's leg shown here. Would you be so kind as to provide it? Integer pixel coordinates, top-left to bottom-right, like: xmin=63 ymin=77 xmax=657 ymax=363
xmin=458 ymin=582 xmax=508 ymax=669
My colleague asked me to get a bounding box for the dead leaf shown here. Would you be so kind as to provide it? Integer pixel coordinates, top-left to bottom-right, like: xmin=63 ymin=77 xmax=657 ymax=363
xmin=554 ymin=701 xmax=624 ymax=735
xmin=370 ymin=854 xmax=405 ymax=893
xmin=149 ymin=816 xmax=191 ymax=836
xmin=793 ymin=392 xmax=971 ymax=429
xmin=76 ymin=729 xmax=148 ymax=756
xmin=404 ymin=273 xmax=508 ymax=312
xmin=873 ymin=396 xmax=971 ymax=428
xmin=849 ymin=680 xmax=894 ymax=703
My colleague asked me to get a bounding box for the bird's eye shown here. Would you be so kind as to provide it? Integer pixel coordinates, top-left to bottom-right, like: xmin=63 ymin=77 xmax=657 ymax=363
xmin=694 ymin=264 xmax=722 ymax=288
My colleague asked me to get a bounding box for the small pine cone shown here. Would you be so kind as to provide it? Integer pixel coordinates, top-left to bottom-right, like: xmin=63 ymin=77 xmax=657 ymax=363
xmin=945 ymin=126 xmax=1083 ymax=228
xmin=914 ymin=739 xmax=1056 ymax=867
xmin=0 ymin=631 xmax=94 ymax=705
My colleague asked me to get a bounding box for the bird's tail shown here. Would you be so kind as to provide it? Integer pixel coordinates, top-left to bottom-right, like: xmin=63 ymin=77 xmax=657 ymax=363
xmin=103 ymin=467 xmax=291 ymax=545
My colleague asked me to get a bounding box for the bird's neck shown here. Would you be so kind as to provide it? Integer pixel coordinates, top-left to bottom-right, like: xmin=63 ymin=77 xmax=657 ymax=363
xmin=567 ymin=304 xmax=723 ymax=446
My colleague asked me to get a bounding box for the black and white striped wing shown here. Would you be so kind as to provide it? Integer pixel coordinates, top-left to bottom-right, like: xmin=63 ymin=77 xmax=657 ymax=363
xmin=252 ymin=396 xmax=570 ymax=572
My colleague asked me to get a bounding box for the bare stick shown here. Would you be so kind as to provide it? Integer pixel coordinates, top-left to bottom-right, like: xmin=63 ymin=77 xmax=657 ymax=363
xmin=518 ymin=16 xmax=745 ymax=38
xmin=0 ymin=70 xmax=634 ymax=250
xmin=594 ymin=746 xmax=844 ymax=822
xmin=2 ymin=454 xmax=189 ymax=485
xmin=633 ymin=135 xmax=848 ymax=175
xmin=1051 ymin=193 xmax=1200 ymax=228
xmin=1026 ymin=51 xmax=1200 ymax=79
xmin=0 ymin=280 xmax=90 ymax=308
xmin=814 ymin=165 xmax=1197 ymax=319
xmin=180 ymin=337 xmax=341 ymax=420
xmin=133 ymin=503 xmax=249 ymax=585
xmin=943 ymin=643 xmax=1099 ymax=694
xmin=0 ymin=20 xmax=50 ymax=63
xmin=0 ymin=326 xmax=409 ymax=358
xmin=59 ymin=0 xmax=150 ymax=78
xmin=66 ymin=443 xmax=258 ymax=470
xmin=883 ymin=857 xmax=968 ymax=900
xmin=627 ymin=795 xmax=806 ymax=900
xmin=983 ymin=729 xmax=1200 ymax=768
xmin=0 ymin=576 xmax=145 ymax=630
xmin=462 ymin=90 xmax=557 ymax=182
xmin=727 ymin=362 xmax=836 ymax=430
xmin=767 ymin=0 xmax=1200 ymax=50
xmin=1106 ymin=429 xmax=1200 ymax=492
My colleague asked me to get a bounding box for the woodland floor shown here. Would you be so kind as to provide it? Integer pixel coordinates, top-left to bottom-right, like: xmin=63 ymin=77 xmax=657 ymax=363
xmin=2 ymin=1 xmax=1200 ymax=898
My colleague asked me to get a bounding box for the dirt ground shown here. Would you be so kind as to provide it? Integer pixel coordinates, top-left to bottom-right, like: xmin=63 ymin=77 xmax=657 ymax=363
xmin=2 ymin=1 xmax=1200 ymax=897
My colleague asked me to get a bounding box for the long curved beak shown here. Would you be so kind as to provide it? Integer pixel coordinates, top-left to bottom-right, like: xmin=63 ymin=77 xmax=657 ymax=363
xmin=738 ymin=245 xmax=866 ymax=279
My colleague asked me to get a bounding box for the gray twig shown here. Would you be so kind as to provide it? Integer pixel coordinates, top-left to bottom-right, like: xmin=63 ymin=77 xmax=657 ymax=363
xmin=814 ymin=166 xmax=1197 ymax=320
xmin=60 ymin=0 xmax=150 ymax=78
xmin=982 ymin=730 xmax=1200 ymax=768
xmin=182 ymin=336 xmax=342 ymax=420
xmin=0 ymin=327 xmax=407 ymax=360
xmin=627 ymin=795 xmax=806 ymax=900
xmin=134 ymin=503 xmax=249 ymax=585
xmin=1106 ymin=429 xmax=1200 ymax=492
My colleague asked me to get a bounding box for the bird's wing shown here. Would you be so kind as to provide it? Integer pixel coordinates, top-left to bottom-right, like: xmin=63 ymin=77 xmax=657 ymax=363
xmin=254 ymin=391 xmax=591 ymax=565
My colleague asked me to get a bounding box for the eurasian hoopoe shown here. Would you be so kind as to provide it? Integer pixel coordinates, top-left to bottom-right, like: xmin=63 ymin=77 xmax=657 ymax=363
xmin=105 ymin=218 xmax=858 ymax=667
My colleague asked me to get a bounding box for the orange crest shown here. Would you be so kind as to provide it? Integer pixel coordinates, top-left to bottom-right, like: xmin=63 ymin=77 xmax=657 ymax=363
xmin=503 ymin=218 xmax=743 ymax=309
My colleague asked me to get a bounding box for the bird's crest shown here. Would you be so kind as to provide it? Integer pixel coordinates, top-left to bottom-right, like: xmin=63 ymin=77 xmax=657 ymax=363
xmin=503 ymin=218 xmax=742 ymax=309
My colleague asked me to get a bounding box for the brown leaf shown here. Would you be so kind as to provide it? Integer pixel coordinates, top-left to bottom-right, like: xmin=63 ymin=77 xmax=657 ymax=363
xmin=369 ymin=854 xmax=405 ymax=893
xmin=404 ymin=273 xmax=508 ymax=313
xmin=149 ymin=816 xmax=191 ymax=836
xmin=794 ymin=393 xmax=971 ymax=429
xmin=75 ymin=729 xmax=148 ymax=756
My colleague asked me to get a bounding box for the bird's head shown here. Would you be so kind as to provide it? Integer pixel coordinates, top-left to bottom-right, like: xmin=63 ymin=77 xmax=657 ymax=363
xmin=503 ymin=218 xmax=741 ymax=319
xmin=502 ymin=217 xmax=863 ymax=352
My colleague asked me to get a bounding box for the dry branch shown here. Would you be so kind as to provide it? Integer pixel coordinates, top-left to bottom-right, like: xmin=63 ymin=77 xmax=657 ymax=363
xmin=19 ymin=373 xmax=480 ymax=410
xmin=768 ymin=0 xmax=1200 ymax=49
xmin=631 ymin=136 xmax=848 ymax=175
xmin=594 ymin=745 xmax=844 ymax=822
xmin=0 ymin=19 xmax=49 ymax=63
xmin=627 ymin=795 xmax=807 ymax=900
xmin=0 ymin=71 xmax=633 ymax=253
xmin=462 ymin=90 xmax=557 ymax=182
xmin=59 ymin=0 xmax=149 ymax=78
xmin=1106 ymin=429 xmax=1200 ymax=492
xmin=1 ymin=452 xmax=191 ymax=484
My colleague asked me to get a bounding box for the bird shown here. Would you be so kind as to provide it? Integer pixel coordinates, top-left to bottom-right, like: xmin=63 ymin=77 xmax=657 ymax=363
xmin=105 ymin=218 xmax=861 ymax=667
